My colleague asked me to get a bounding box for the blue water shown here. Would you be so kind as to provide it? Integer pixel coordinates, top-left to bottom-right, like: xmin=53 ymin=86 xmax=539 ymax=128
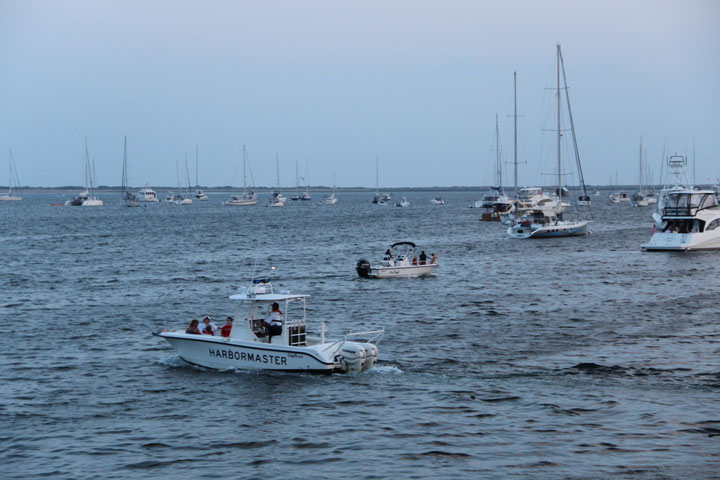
xmin=1 ymin=192 xmax=718 ymax=479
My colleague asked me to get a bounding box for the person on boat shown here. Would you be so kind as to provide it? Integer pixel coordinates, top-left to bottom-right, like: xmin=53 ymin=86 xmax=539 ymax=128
xmin=419 ymin=251 xmax=427 ymax=265
xmin=186 ymin=319 xmax=201 ymax=335
xmin=383 ymin=249 xmax=393 ymax=261
xmin=202 ymin=324 xmax=214 ymax=335
xmin=221 ymin=317 xmax=233 ymax=337
xmin=263 ymin=302 xmax=283 ymax=343
xmin=412 ymin=256 xmax=418 ymax=265
xmin=430 ymin=253 xmax=437 ymax=264
xmin=202 ymin=316 xmax=219 ymax=335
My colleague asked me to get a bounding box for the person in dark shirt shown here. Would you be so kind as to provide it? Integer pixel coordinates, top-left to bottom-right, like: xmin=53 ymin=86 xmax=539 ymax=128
xmin=419 ymin=251 xmax=427 ymax=265
xmin=221 ymin=317 xmax=233 ymax=337
xmin=186 ymin=319 xmax=201 ymax=335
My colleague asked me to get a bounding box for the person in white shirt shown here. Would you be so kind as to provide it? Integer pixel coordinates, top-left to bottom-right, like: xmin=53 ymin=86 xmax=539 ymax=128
xmin=263 ymin=303 xmax=283 ymax=342
xmin=201 ymin=316 xmax=219 ymax=335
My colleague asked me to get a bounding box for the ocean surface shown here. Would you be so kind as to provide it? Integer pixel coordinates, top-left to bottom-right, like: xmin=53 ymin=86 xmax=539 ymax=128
xmin=1 ymin=191 xmax=718 ymax=479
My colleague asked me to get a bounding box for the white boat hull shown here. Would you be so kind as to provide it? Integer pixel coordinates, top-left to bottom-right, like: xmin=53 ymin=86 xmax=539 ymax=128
xmin=81 ymin=198 xmax=103 ymax=206
xmin=642 ymin=231 xmax=720 ymax=251
xmin=508 ymin=220 xmax=589 ymax=239
xmin=0 ymin=195 xmax=21 ymax=201
xmin=370 ymin=263 xmax=438 ymax=278
xmin=155 ymin=332 xmax=379 ymax=374
xmin=226 ymin=199 xmax=257 ymax=206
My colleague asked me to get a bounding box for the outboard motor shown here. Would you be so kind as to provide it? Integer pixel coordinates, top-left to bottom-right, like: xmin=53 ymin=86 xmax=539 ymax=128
xmin=356 ymin=259 xmax=371 ymax=278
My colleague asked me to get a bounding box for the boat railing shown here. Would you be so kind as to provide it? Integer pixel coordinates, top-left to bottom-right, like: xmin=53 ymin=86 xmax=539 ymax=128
xmin=320 ymin=329 xmax=385 ymax=356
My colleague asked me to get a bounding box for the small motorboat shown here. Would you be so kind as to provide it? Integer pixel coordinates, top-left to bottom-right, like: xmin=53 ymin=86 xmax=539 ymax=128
xmin=154 ymin=279 xmax=383 ymax=374
xmin=195 ymin=190 xmax=208 ymax=201
xmin=430 ymin=197 xmax=445 ymax=205
xmin=356 ymin=241 xmax=438 ymax=278
xmin=395 ymin=197 xmax=410 ymax=208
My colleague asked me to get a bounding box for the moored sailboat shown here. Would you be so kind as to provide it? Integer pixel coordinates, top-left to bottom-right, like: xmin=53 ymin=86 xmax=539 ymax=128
xmin=226 ymin=145 xmax=257 ymax=206
xmin=0 ymin=149 xmax=22 ymax=201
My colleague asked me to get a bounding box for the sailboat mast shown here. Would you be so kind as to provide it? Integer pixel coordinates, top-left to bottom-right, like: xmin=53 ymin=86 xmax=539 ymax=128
xmin=639 ymin=137 xmax=643 ymax=189
xmin=513 ymin=71 xmax=518 ymax=197
xmin=495 ymin=113 xmax=502 ymax=190
xmin=7 ymin=149 xmax=11 ymax=195
xmin=376 ymin=156 xmax=380 ymax=195
xmin=276 ymin=153 xmax=280 ymax=189
xmin=295 ymin=161 xmax=299 ymax=196
xmin=122 ymin=135 xmax=127 ymax=196
xmin=85 ymin=137 xmax=90 ymax=193
xmin=305 ymin=157 xmax=310 ymax=195
xmin=557 ymin=43 xmax=562 ymax=198
xmin=195 ymin=145 xmax=199 ymax=189
xmin=242 ymin=145 xmax=247 ymax=193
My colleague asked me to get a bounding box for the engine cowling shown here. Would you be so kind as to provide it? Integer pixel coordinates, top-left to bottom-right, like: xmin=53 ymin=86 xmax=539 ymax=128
xmin=356 ymin=259 xmax=371 ymax=278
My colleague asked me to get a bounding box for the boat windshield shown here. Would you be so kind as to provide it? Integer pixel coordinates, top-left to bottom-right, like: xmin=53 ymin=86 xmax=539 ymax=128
xmin=664 ymin=192 xmax=717 ymax=216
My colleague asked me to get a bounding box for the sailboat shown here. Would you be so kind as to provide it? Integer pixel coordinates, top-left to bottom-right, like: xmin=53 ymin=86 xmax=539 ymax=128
xmin=269 ymin=153 xmax=286 ymax=207
xmin=631 ymin=138 xmax=649 ymax=207
xmin=479 ymin=114 xmax=514 ymax=221
xmin=0 ymin=149 xmax=22 ymax=201
xmin=300 ymin=158 xmax=311 ymax=201
xmin=372 ymin=156 xmax=390 ymax=205
xmin=226 ymin=145 xmax=257 ymax=206
xmin=508 ymin=44 xmax=591 ymax=239
xmin=67 ymin=138 xmax=103 ymax=206
xmin=499 ymin=72 xmax=557 ymax=223
xmin=194 ymin=146 xmax=208 ymax=201
xmin=121 ymin=136 xmax=139 ymax=207
xmin=322 ymin=172 xmax=338 ymax=204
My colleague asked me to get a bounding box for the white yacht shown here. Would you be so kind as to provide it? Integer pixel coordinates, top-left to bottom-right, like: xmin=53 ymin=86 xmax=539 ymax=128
xmin=0 ymin=149 xmax=22 ymax=201
xmin=154 ymin=279 xmax=384 ymax=374
xmin=226 ymin=145 xmax=257 ymax=206
xmin=430 ymin=197 xmax=445 ymax=205
xmin=642 ymin=189 xmax=720 ymax=251
xmin=508 ymin=208 xmax=589 ymax=238
xmin=137 ymin=185 xmax=159 ymax=202
xmin=356 ymin=242 xmax=438 ymax=279
xmin=632 ymin=192 xmax=649 ymax=207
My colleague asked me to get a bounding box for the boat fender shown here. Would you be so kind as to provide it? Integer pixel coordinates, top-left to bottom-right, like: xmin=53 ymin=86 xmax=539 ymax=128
xmin=356 ymin=259 xmax=371 ymax=278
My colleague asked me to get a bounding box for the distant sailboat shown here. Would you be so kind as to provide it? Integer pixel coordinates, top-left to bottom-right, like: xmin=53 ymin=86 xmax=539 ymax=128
xmin=194 ymin=146 xmax=208 ymax=201
xmin=269 ymin=153 xmax=286 ymax=207
xmin=226 ymin=145 xmax=258 ymax=206
xmin=0 ymin=149 xmax=22 ymax=201
xmin=322 ymin=172 xmax=338 ymax=204
xmin=121 ymin=136 xmax=139 ymax=207
xmin=372 ymin=156 xmax=390 ymax=205
xmin=68 ymin=137 xmax=103 ymax=206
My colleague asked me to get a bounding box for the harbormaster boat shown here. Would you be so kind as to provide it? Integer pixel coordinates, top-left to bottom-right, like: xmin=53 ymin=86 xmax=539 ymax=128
xmin=357 ymin=241 xmax=438 ymax=278
xmin=154 ymin=279 xmax=384 ymax=374
xmin=641 ymin=189 xmax=720 ymax=251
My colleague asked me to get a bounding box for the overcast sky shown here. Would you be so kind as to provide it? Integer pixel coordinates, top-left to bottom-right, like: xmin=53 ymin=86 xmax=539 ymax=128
xmin=1 ymin=0 xmax=718 ymax=188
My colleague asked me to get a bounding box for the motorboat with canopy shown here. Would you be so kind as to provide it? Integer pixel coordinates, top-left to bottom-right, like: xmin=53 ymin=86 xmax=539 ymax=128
xmin=356 ymin=241 xmax=438 ymax=278
xmin=642 ymin=189 xmax=720 ymax=251
xmin=154 ymin=279 xmax=384 ymax=373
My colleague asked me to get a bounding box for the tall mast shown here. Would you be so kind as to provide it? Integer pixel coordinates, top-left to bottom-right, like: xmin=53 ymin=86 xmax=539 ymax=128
xmin=305 ymin=157 xmax=310 ymax=195
xmin=276 ymin=153 xmax=280 ymax=190
xmin=376 ymin=156 xmax=379 ymax=195
xmin=84 ymin=137 xmax=90 ymax=193
xmin=122 ymin=135 xmax=128 ymax=196
xmin=295 ymin=161 xmax=299 ymax=196
xmin=557 ymin=43 xmax=562 ymax=198
xmin=513 ymin=71 xmax=518 ymax=197
xmin=692 ymin=137 xmax=696 ymax=184
xmin=495 ymin=113 xmax=502 ymax=190
xmin=639 ymin=137 xmax=643 ymax=189
xmin=242 ymin=145 xmax=247 ymax=193
xmin=8 ymin=149 xmax=11 ymax=195
xmin=195 ymin=145 xmax=199 ymax=189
